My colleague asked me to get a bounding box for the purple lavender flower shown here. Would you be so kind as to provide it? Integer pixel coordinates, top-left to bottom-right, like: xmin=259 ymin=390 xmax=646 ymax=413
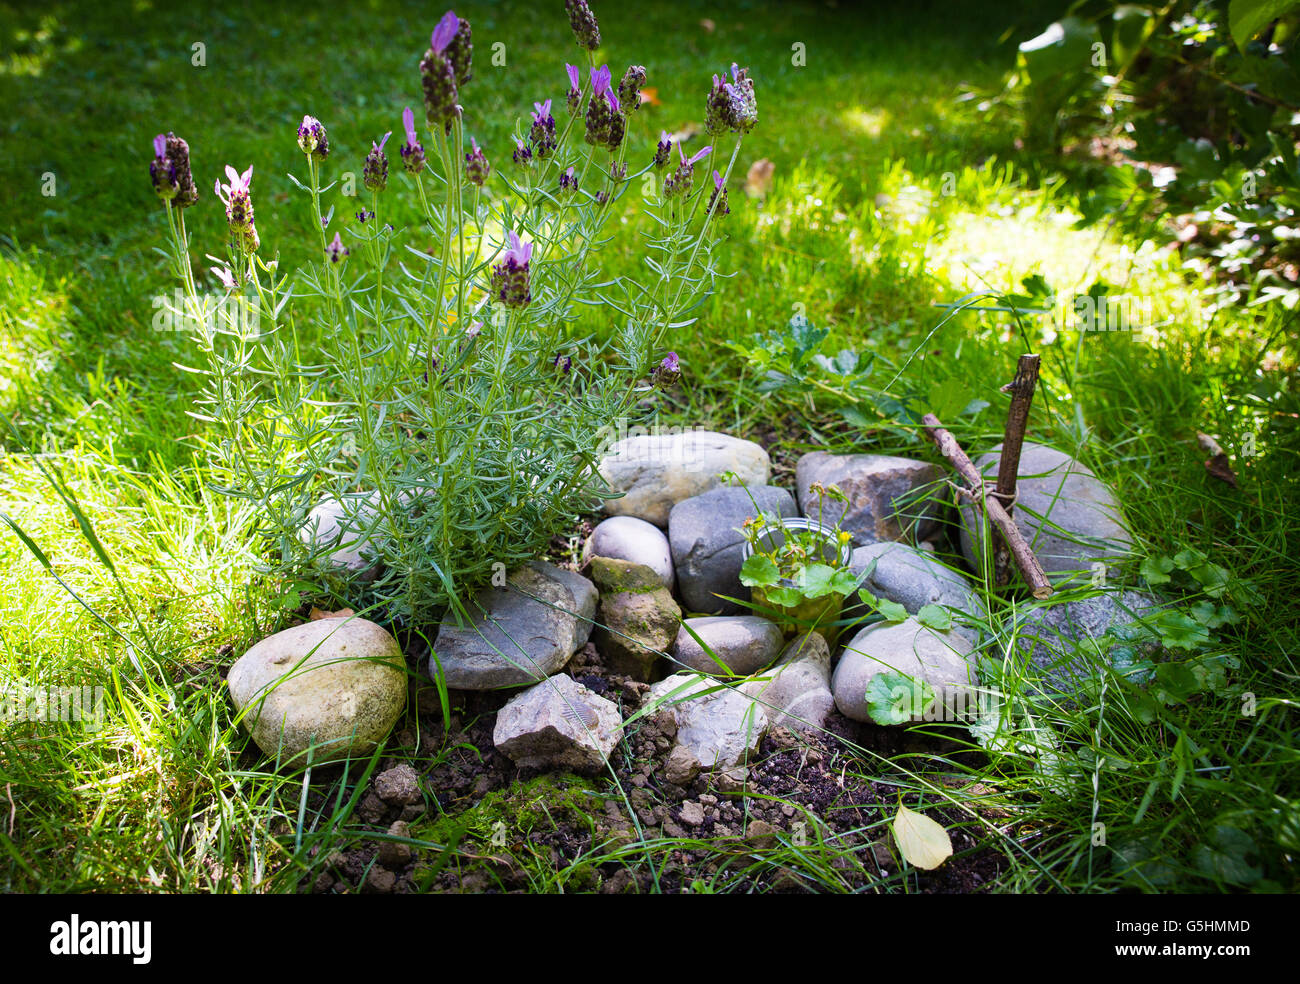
xmin=444 ymin=13 xmax=473 ymax=86
xmin=149 ymin=134 xmax=179 ymax=202
xmin=326 ymin=231 xmax=349 ymax=263
xmin=297 ymin=115 xmax=329 ymax=160
xmin=511 ymin=137 xmax=532 ymax=167
xmin=207 ymin=256 xmax=238 ymax=291
xmin=564 ymin=0 xmax=601 ymax=50
xmin=529 ymin=99 xmax=557 ymax=159
xmin=151 ymin=133 xmax=198 ymax=208
xmin=421 ymin=14 xmax=461 ymax=129
xmin=618 ymin=65 xmax=646 ymax=113
xmin=491 ymin=230 xmax=532 ymax=308
xmin=400 ymin=106 xmax=426 ymax=174
xmin=652 ymin=352 xmax=680 ymax=388
xmin=553 ymin=353 xmax=572 ymax=374
xmin=707 ymin=169 xmax=730 ymax=217
xmin=465 ymin=321 xmax=482 ymax=338
xmin=565 ymin=63 xmax=582 ymax=113
xmin=610 ymin=160 xmax=627 ymax=182
xmin=214 ymin=164 xmax=258 ymax=254
xmin=705 ymin=63 xmax=758 ymax=135
xmin=662 ymin=141 xmax=712 ymax=198
xmin=356 ymin=209 xmax=374 ymax=223
xmin=652 ymin=131 xmax=672 ymax=170
xmin=584 ymin=64 xmax=625 ymax=151
xmin=559 ymin=165 xmax=578 ymax=194
xmin=464 ymin=136 xmax=491 ymax=185
xmin=363 ymin=132 xmax=391 ymax=192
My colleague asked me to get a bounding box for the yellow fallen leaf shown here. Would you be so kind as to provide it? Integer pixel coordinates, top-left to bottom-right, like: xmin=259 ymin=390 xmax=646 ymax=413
xmin=638 ymin=86 xmax=661 ymax=107
xmin=891 ymin=803 xmax=953 ymax=870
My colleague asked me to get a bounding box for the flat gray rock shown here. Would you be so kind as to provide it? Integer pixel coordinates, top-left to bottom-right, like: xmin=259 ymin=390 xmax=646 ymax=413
xmin=493 ymin=673 xmax=624 ymax=773
xmin=582 ymin=516 xmax=675 ymax=591
xmin=1013 ymin=589 xmax=1162 ymax=697
xmin=671 ymin=616 xmax=784 ymax=677
xmin=846 ymin=541 xmax=985 ymax=641
xmin=597 ymin=429 xmax=770 ymax=528
xmin=431 ymin=562 xmax=597 ymax=690
xmin=957 ymin=442 xmax=1131 ymax=583
xmin=740 ymin=632 xmax=834 ymax=733
xmin=227 ymin=617 xmax=407 ymax=764
xmin=669 ymin=484 xmax=798 ymax=614
xmin=796 ymin=451 xmax=943 ymax=545
xmin=833 ymin=617 xmax=979 ymax=724
xmin=650 ymin=673 xmax=770 ymax=773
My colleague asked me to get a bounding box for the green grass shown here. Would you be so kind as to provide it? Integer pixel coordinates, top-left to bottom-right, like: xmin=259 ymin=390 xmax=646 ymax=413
xmin=1 ymin=0 xmax=1297 ymax=893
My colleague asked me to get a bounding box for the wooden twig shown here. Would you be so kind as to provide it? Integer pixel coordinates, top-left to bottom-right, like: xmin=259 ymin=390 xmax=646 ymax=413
xmin=922 ymin=412 xmax=1053 ymax=600
xmin=993 ymin=354 xmax=1041 ymax=585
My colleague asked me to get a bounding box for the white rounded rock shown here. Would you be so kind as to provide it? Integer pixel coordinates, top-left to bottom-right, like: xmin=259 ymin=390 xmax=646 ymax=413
xmin=227 ymin=617 xmax=407 ymax=764
xmin=832 ymin=617 xmax=979 ymax=724
xmin=583 ymin=516 xmax=675 ymax=591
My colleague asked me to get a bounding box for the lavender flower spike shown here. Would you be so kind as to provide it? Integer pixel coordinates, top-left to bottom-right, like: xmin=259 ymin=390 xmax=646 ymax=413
xmin=529 ymin=99 xmax=557 ymax=158
xmin=297 ymin=115 xmax=329 ymax=160
xmin=652 ymin=352 xmax=681 ymax=388
xmin=491 ymin=230 xmax=532 ymax=308
xmin=400 ymin=106 xmax=427 ymax=174
xmin=708 ymin=169 xmax=730 ymax=217
xmin=363 ymin=132 xmax=391 ymax=192
xmin=421 ymin=17 xmax=460 ymax=129
xmin=215 ymin=164 xmax=259 ymax=254
xmin=652 ymin=130 xmax=672 ymax=170
xmin=465 ymin=136 xmax=490 ymax=184
xmin=326 ymin=231 xmax=349 ymax=263
xmin=663 ymin=142 xmax=711 ymax=198
xmin=149 ymin=133 xmax=179 ymax=202
xmin=584 ymin=65 xmax=625 ymax=151
xmin=565 ymin=63 xmax=582 ymax=113
xmin=564 ymin=0 xmax=601 ymax=51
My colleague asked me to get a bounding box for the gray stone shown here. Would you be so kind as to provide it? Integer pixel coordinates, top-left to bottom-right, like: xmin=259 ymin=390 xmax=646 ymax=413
xmin=672 ymin=616 xmax=784 ymax=677
xmin=650 ymin=673 xmax=770 ymax=772
xmin=957 ymin=442 xmax=1131 ymax=582
xmin=588 ymin=557 xmax=681 ymax=681
xmin=795 ymin=451 xmax=944 ymax=545
xmin=583 ymin=516 xmax=675 ymax=591
xmin=1013 ymin=589 xmax=1162 ymax=696
xmin=432 ymin=562 xmax=597 ymax=690
xmin=740 ymin=631 xmax=835 ymax=733
xmin=492 ymin=673 xmax=624 ymax=773
xmin=227 ymin=617 xmax=407 ymax=764
xmin=832 ymin=617 xmax=979 ymax=724
xmin=847 ymin=541 xmax=985 ymax=641
xmin=669 ymin=485 xmax=798 ymax=614
xmin=598 ymin=429 xmax=770 ymax=527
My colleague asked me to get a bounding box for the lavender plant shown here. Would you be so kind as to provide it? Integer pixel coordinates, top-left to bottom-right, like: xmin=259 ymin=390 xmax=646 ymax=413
xmin=151 ymin=5 xmax=757 ymax=624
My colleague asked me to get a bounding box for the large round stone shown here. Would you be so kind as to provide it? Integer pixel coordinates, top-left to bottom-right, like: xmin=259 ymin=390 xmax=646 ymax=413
xmin=795 ymin=451 xmax=943 ymax=545
xmin=668 ymin=484 xmax=798 ymax=614
xmin=597 ymin=429 xmax=770 ymax=527
xmin=957 ymin=442 xmax=1131 ymax=582
xmin=227 ymin=617 xmax=407 ymax=764
xmin=582 ymin=516 xmax=675 ymax=591
xmin=671 ymin=616 xmax=784 ymax=677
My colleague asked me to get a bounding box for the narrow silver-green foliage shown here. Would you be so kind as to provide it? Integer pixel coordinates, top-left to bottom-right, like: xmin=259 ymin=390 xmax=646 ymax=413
xmin=156 ymin=15 xmax=753 ymax=624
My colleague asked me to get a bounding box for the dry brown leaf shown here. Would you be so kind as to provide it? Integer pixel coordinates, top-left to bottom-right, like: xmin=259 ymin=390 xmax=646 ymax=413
xmin=668 ymin=122 xmax=703 ymax=145
xmin=1197 ymin=432 xmax=1239 ymax=488
xmin=745 ymin=158 xmax=775 ymax=198
xmin=309 ymin=607 xmax=355 ymax=621
xmin=700 ymin=18 xmax=716 ymax=33
xmin=638 ymin=86 xmax=661 ymax=107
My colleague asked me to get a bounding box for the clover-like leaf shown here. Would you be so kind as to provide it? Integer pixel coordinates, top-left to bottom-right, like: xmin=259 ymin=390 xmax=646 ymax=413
xmin=739 ymin=553 xmax=780 ymax=588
